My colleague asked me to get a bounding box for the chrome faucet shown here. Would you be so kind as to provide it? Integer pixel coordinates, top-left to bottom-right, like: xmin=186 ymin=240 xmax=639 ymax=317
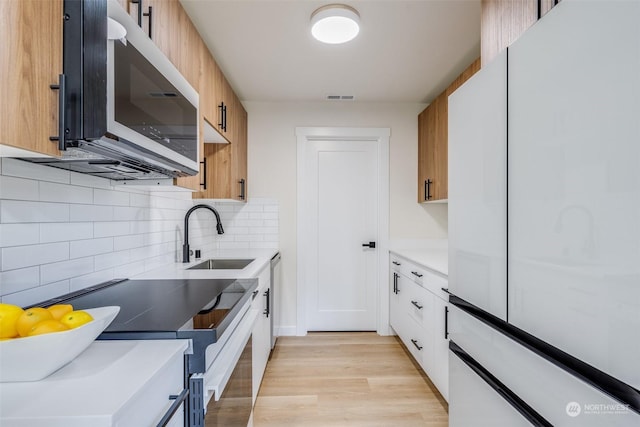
xmin=183 ymin=204 xmax=224 ymax=263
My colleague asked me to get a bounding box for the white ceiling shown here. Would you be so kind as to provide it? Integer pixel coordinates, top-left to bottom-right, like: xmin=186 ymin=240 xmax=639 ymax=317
xmin=180 ymin=0 xmax=481 ymax=104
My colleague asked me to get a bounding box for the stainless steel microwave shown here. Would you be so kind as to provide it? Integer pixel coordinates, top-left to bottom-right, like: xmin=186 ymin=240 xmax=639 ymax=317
xmin=22 ymin=0 xmax=199 ymax=180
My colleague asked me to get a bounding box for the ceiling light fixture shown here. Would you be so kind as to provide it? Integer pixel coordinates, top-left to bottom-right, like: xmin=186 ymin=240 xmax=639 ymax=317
xmin=311 ymin=4 xmax=360 ymax=45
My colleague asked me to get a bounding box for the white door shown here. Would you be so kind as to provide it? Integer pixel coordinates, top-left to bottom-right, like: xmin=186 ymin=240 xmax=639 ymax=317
xmin=304 ymin=139 xmax=378 ymax=331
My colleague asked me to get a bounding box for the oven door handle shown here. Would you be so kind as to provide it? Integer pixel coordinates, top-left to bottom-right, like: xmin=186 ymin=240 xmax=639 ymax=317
xmin=202 ymin=306 xmax=259 ymax=404
xmin=156 ymin=388 xmax=189 ymax=427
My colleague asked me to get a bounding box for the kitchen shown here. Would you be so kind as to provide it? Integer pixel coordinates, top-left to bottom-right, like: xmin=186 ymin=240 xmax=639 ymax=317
xmin=1 ymin=0 xmax=639 ymax=426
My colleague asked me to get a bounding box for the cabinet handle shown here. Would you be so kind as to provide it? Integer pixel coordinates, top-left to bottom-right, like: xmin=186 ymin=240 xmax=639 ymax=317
xmin=218 ymin=102 xmax=225 ymax=130
xmin=392 ymin=272 xmax=398 ymax=294
xmin=144 ymin=5 xmax=152 ymax=39
xmin=411 ymin=271 xmax=423 ymax=278
xmin=392 ymin=261 xmax=401 ymax=266
xmin=223 ymin=104 xmax=227 ymax=132
xmin=445 ymin=306 xmax=449 ymax=339
xmin=157 ymin=388 xmax=189 ymax=427
xmin=252 ymin=290 xmax=259 ymax=299
xmin=411 ymin=339 xmax=423 ymax=351
xmin=49 ymin=74 xmax=66 ymax=151
xmin=264 ymin=288 xmax=270 ymax=318
xmin=362 ymin=241 xmax=376 ymax=249
xmin=199 ymin=157 xmax=207 ymax=189
xmin=411 ymin=300 xmax=423 ymax=310
xmin=238 ymin=178 xmax=246 ymax=200
xmin=425 ymin=179 xmax=433 ymax=200
xmin=131 ymin=0 xmax=143 ymax=26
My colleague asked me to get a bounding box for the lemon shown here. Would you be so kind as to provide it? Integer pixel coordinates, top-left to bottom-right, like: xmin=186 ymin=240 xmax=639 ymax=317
xmin=60 ymin=310 xmax=93 ymax=329
xmin=47 ymin=304 xmax=73 ymax=320
xmin=0 ymin=303 xmax=24 ymax=338
xmin=17 ymin=307 xmax=54 ymax=337
xmin=27 ymin=319 xmax=69 ymax=336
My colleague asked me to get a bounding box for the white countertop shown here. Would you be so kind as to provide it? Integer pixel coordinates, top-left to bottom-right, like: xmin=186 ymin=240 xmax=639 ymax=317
xmin=133 ymin=248 xmax=279 ymax=281
xmin=0 ymin=340 xmax=188 ymax=426
xmin=389 ymin=248 xmax=448 ymax=276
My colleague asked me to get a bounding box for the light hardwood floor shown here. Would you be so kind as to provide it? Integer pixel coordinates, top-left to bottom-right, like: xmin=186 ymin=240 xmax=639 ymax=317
xmin=253 ymin=332 xmax=448 ymax=427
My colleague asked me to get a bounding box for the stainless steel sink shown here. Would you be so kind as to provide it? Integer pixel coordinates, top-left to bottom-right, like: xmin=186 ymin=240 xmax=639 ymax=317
xmin=187 ymin=258 xmax=254 ymax=270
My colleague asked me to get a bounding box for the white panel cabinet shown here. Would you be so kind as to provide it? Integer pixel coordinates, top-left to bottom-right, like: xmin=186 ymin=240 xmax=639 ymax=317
xmin=389 ymin=253 xmax=449 ymax=401
xmin=507 ymin=0 xmax=640 ymax=389
xmin=448 ymin=49 xmax=507 ymax=320
xmin=251 ymin=264 xmax=271 ymax=404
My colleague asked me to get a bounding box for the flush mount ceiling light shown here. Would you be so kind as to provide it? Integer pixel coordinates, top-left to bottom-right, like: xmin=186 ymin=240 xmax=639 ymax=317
xmin=311 ymin=4 xmax=360 ymax=44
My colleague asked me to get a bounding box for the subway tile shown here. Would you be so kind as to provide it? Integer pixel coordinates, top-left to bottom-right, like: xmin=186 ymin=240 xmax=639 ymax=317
xmin=0 ymin=224 xmax=39 ymax=247
xmin=263 ymin=204 xmax=279 ymax=213
xmin=234 ymin=234 xmax=264 ymax=242
xmin=250 ymin=226 xmax=279 ymax=235
xmin=249 ymin=198 xmax=278 ymax=205
xmin=2 ymin=280 xmax=71 ymax=307
xmin=94 ymin=221 xmax=130 ymax=238
xmin=39 ymin=181 xmax=93 ymax=204
xmin=224 ymin=226 xmax=249 ymax=235
xmin=130 ymin=246 xmax=157 ymax=262
xmin=94 ymin=188 xmax=130 ymax=206
xmin=69 ymin=171 xmax=113 ymax=189
xmin=261 ymin=212 xmax=278 ymax=220
xmin=144 ymin=232 xmax=164 ymax=246
xmin=1 ymin=242 xmax=69 ymax=270
xmin=40 ymin=222 xmax=93 ymax=243
xmin=113 ymin=234 xmax=145 ymax=251
xmin=114 ymin=206 xmax=149 ymax=221
xmin=218 ymin=241 xmax=248 ymax=250
xmin=248 ymin=212 xmax=267 ymax=220
xmin=0 ymin=267 xmax=40 ymax=296
xmin=239 ymin=204 xmax=263 ymax=213
xmin=129 ymin=192 xmax=151 ymax=207
xmin=0 ymin=175 xmax=39 ymax=201
xmin=70 ymin=237 xmax=114 ymax=259
xmin=94 ymin=250 xmax=131 ymax=271
xmin=1 ymin=158 xmax=70 ymax=184
xmin=70 ymin=268 xmax=115 ymax=292
xmin=70 ymin=204 xmax=114 ymax=222
xmin=264 ymin=220 xmax=279 ymax=227
xmin=114 ymin=260 xmax=146 ymax=278
xmin=0 ymin=200 xmax=69 ymax=223
xmin=262 ymin=234 xmax=280 ymax=243
xmin=250 ymin=241 xmax=279 ymax=249
xmin=40 ymin=257 xmax=94 ymax=285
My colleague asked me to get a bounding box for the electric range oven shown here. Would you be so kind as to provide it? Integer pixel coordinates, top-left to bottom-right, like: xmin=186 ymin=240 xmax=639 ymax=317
xmin=31 ymin=277 xmax=259 ymax=427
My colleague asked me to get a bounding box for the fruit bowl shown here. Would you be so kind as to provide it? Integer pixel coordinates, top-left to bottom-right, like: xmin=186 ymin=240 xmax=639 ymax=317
xmin=0 ymin=306 xmax=120 ymax=382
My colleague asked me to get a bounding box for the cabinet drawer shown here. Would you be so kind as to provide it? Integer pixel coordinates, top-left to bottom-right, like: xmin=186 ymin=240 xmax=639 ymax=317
xmin=119 ymin=346 xmax=185 ymax=427
xmin=404 ymin=279 xmax=434 ymax=329
xmin=451 ymin=306 xmax=640 ymax=427
xmin=397 ymin=312 xmax=431 ymax=373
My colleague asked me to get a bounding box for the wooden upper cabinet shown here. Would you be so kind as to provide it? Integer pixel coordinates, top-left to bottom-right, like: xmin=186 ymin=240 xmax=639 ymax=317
xmin=480 ymin=0 xmax=562 ymax=66
xmin=0 ymin=0 xmax=62 ymax=157
xmin=417 ymin=58 xmax=480 ymax=203
xmin=418 ymin=93 xmax=447 ymax=202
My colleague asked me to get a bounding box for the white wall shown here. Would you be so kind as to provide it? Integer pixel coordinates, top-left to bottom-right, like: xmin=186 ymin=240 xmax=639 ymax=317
xmin=245 ymin=101 xmax=448 ymax=334
xmin=0 ymin=158 xmax=278 ymax=307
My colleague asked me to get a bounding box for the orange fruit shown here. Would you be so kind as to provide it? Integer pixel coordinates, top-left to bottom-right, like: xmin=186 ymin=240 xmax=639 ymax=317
xmin=16 ymin=307 xmax=53 ymax=337
xmin=27 ymin=319 xmax=69 ymax=336
xmin=47 ymin=304 xmax=73 ymax=320
xmin=60 ymin=310 xmax=93 ymax=329
xmin=0 ymin=303 xmax=24 ymax=338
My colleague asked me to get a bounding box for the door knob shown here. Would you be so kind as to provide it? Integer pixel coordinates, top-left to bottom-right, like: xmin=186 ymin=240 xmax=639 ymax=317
xmin=362 ymin=241 xmax=376 ymax=249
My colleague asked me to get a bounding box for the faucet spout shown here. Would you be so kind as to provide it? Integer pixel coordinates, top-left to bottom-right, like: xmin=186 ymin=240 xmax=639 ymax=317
xmin=183 ymin=204 xmax=224 ymax=263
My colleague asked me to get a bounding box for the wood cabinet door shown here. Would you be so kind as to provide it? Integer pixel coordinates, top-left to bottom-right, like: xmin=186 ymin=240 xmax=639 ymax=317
xmin=417 ymin=93 xmax=447 ymax=202
xmin=0 ymin=0 xmax=62 ymax=157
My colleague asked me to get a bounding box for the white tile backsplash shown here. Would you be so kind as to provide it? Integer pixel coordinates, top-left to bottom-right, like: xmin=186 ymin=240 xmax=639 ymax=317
xmin=0 ymin=161 xmax=278 ymax=306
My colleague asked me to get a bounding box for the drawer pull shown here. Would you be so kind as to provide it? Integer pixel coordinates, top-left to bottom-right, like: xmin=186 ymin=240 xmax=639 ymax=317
xmin=411 ymin=339 xmax=423 ymax=351
xmin=411 ymin=271 xmax=423 ymax=278
xmin=392 ymin=261 xmax=401 ymax=266
xmin=411 ymin=300 xmax=423 ymax=310
xmin=392 ymin=272 xmax=399 ymax=294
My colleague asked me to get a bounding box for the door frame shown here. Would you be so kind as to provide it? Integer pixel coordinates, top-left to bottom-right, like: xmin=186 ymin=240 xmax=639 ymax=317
xmin=295 ymin=127 xmax=390 ymax=336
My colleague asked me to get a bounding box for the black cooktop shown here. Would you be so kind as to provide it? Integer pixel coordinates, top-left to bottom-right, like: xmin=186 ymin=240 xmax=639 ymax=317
xmin=31 ymin=277 xmax=258 ymax=373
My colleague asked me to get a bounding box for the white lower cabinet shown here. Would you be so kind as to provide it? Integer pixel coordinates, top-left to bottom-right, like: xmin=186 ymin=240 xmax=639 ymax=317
xmin=389 ymin=253 xmax=449 ymax=401
xmin=251 ymin=264 xmax=272 ymax=404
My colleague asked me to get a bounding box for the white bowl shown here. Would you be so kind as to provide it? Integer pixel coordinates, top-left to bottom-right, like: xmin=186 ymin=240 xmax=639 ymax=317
xmin=0 ymin=306 xmax=120 ymax=382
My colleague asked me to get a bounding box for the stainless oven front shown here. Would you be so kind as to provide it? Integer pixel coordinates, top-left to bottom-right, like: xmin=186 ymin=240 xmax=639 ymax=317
xmin=188 ymin=299 xmax=258 ymax=427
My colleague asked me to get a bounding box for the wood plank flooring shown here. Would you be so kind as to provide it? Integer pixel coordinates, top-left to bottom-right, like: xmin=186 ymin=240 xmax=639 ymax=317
xmin=253 ymin=332 xmax=448 ymax=427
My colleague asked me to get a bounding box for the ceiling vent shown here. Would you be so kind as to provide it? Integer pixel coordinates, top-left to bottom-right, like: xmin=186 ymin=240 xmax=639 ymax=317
xmin=326 ymin=94 xmax=355 ymax=101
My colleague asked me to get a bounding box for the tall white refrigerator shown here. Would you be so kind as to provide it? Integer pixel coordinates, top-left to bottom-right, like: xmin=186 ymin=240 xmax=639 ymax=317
xmin=448 ymin=1 xmax=640 ymax=425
